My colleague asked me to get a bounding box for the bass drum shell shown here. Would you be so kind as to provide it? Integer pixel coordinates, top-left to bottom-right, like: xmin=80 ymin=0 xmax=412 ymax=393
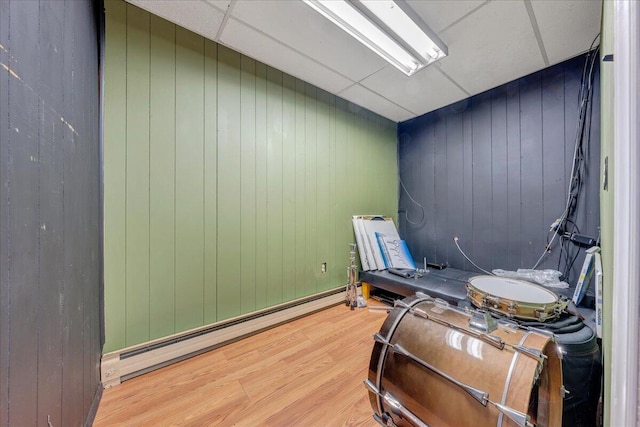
xmin=520 ymin=315 xmax=602 ymax=427
xmin=368 ymin=295 xmax=563 ymax=427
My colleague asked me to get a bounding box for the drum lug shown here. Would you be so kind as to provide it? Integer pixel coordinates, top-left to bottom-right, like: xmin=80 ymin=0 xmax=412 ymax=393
xmin=507 ymin=302 xmax=518 ymax=314
xmin=394 ymin=300 xmax=411 ymax=310
xmin=534 ymin=309 xmax=549 ymax=321
xmin=373 ymin=412 xmax=399 ymax=427
xmin=372 ymin=413 xmax=387 ymax=427
xmin=469 ymin=311 xmax=498 ymax=334
xmin=411 ymin=307 xmax=430 ymax=320
xmin=415 ymin=291 xmax=434 ymax=302
xmin=557 ymin=295 xmax=570 ymax=314
xmin=434 ymin=298 xmax=449 ymax=309
xmin=497 ymin=318 xmax=520 ymax=332
xmin=512 ymin=345 xmax=546 ymax=361
xmin=381 ymin=413 xmax=398 ymax=427
xmin=483 ymin=295 xmax=499 ymax=307
xmin=364 ymin=379 xmax=427 ymax=427
xmin=493 ymin=403 xmax=533 ymax=427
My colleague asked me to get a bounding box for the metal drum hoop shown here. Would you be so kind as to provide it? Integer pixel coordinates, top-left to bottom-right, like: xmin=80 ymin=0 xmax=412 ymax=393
xmin=467 ymin=276 xmax=568 ymax=322
xmin=372 ymin=295 xmax=432 ymax=418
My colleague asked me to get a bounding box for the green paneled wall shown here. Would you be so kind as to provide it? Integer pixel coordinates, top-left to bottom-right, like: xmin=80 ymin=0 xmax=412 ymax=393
xmin=103 ymin=0 xmax=398 ymax=353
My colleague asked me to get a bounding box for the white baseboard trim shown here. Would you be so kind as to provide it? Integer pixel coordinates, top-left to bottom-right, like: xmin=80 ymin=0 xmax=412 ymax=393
xmin=101 ymin=288 xmax=346 ymax=388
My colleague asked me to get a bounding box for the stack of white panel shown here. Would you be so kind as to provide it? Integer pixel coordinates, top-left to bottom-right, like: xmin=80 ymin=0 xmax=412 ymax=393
xmin=352 ymin=215 xmax=415 ymax=271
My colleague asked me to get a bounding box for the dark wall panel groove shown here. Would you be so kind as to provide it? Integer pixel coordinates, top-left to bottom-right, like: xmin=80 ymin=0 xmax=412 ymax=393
xmin=0 ymin=0 xmax=102 ymax=425
xmin=398 ymin=54 xmax=600 ymax=286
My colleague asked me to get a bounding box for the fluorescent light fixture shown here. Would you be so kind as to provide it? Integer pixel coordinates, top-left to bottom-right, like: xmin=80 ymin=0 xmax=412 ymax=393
xmin=359 ymin=0 xmax=447 ymax=64
xmin=303 ymin=0 xmax=447 ymax=76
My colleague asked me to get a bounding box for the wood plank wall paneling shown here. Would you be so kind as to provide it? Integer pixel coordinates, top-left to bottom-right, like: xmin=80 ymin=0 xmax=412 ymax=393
xmin=398 ymin=54 xmax=600 ymax=286
xmin=266 ymin=65 xmax=284 ymax=308
xmin=175 ymin=27 xmax=205 ymax=332
xmin=0 ymin=4 xmax=9 ymax=424
xmin=37 ymin=1 xmax=66 ymax=422
xmin=8 ymin=2 xmax=41 ymax=421
xmin=103 ymin=0 xmax=127 ymax=352
xmin=125 ymin=4 xmax=151 ymax=347
xmin=217 ymin=44 xmax=242 ymax=321
xmin=0 ymin=0 xmax=102 ymax=425
xmin=149 ymin=14 xmax=176 ymax=340
xmin=204 ymin=39 xmax=218 ymax=324
xmin=102 ymin=1 xmax=398 ymax=353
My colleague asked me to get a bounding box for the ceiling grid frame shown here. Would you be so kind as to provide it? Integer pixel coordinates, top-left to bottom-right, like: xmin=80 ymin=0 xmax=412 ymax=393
xmin=126 ymin=0 xmax=602 ymax=123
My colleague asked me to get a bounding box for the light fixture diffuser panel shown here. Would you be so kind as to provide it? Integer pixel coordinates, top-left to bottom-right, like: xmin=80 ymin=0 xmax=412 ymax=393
xmin=357 ymin=0 xmax=448 ymax=65
xmin=303 ymin=0 xmax=445 ymax=76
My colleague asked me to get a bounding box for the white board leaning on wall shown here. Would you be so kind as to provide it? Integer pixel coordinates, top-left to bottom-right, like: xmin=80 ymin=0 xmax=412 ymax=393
xmin=352 ymin=215 xmax=415 ymax=271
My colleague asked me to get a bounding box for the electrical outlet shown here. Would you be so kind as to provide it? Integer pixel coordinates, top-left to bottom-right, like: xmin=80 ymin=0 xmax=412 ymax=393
xmin=321 ymin=262 xmax=327 ymax=273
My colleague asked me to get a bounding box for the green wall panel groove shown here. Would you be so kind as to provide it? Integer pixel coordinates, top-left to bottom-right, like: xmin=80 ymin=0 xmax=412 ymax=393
xmin=203 ymin=39 xmax=218 ymax=325
xmin=103 ymin=0 xmax=398 ymax=353
xmin=149 ymin=14 xmax=176 ymax=341
xmin=175 ymin=26 xmax=205 ymax=332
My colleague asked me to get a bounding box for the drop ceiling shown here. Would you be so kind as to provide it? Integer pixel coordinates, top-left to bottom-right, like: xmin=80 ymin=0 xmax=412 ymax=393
xmin=126 ymin=0 xmax=602 ymax=123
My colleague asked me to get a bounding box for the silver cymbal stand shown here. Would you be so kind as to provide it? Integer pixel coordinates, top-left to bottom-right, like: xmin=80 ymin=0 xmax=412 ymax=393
xmin=346 ymin=243 xmax=359 ymax=310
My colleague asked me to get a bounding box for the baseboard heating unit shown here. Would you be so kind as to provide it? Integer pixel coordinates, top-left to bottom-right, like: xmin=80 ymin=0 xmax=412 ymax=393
xmin=101 ymin=287 xmax=346 ymax=388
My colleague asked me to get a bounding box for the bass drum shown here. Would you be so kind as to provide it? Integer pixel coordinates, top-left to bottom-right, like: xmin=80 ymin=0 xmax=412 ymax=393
xmin=368 ymin=295 xmax=564 ymax=427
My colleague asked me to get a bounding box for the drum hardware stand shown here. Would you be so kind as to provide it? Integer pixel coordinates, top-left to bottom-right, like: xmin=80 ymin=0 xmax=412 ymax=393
xmin=373 ymin=334 xmax=534 ymax=427
xmin=346 ymin=243 xmax=359 ymax=310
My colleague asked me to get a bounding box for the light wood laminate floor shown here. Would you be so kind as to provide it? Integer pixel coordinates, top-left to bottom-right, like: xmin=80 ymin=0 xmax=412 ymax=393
xmin=94 ymin=301 xmax=388 ymax=426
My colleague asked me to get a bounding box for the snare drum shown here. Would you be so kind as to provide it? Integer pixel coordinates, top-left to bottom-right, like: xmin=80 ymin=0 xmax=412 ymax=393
xmin=467 ymin=276 xmax=568 ymax=322
xmin=367 ymin=295 xmax=563 ymax=427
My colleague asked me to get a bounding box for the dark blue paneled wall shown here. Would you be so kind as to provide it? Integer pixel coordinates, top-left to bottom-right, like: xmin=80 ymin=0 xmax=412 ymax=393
xmin=0 ymin=0 xmax=102 ymax=425
xmin=398 ymin=54 xmax=600 ymax=286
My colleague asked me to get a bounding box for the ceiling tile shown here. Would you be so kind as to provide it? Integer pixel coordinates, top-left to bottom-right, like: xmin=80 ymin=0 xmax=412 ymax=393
xmin=127 ymin=0 xmax=225 ymax=41
xmin=229 ymin=0 xmax=389 ymax=82
xmin=338 ymin=84 xmax=415 ymax=122
xmin=125 ymin=0 xmax=603 ymax=122
xmin=219 ymin=17 xmax=355 ymax=95
xmin=437 ymin=0 xmax=546 ymax=96
xmin=406 ymin=0 xmax=488 ymax=33
xmin=359 ymin=63 xmax=469 ymax=117
xmin=530 ymin=0 xmax=602 ymax=65
xmin=206 ymin=0 xmax=233 ymax=12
